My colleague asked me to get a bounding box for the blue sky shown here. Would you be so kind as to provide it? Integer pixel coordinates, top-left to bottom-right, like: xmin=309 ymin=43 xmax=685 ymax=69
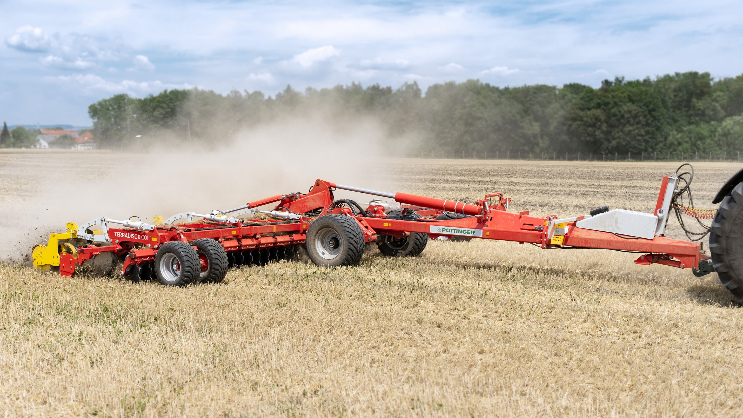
xmin=2 ymin=0 xmax=742 ymax=126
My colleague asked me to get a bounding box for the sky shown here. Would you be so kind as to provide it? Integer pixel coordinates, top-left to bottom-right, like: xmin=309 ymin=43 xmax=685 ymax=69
xmin=1 ymin=0 xmax=742 ymax=126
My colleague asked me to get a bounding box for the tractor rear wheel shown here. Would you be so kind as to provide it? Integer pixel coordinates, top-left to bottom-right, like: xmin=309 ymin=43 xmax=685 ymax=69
xmin=305 ymin=214 xmax=365 ymax=267
xmin=377 ymin=233 xmax=428 ymax=257
xmin=193 ymin=239 xmax=229 ymax=283
xmin=154 ymin=241 xmax=200 ymax=286
xmin=710 ymin=182 xmax=743 ymax=301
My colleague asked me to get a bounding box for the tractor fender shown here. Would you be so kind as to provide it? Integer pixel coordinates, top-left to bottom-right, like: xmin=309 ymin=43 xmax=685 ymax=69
xmin=713 ymin=167 xmax=743 ymax=204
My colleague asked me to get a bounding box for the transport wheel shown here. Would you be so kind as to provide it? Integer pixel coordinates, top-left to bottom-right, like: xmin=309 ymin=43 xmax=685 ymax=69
xmin=306 ymin=214 xmax=365 ymax=267
xmin=436 ymin=212 xmax=473 ymax=241
xmin=377 ymin=232 xmax=428 ymax=257
xmin=710 ymin=182 xmax=743 ymax=301
xmin=377 ymin=208 xmax=428 ymax=256
xmin=154 ymin=241 xmax=200 ymax=286
xmin=193 ymin=239 xmax=229 ymax=284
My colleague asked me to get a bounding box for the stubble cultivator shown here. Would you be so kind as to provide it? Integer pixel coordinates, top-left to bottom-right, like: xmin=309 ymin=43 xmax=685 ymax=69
xmin=34 ymin=164 xmax=739 ymax=299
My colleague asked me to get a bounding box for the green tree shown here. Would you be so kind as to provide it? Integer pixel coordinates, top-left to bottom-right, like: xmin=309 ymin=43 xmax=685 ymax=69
xmin=716 ymin=115 xmax=743 ymax=155
xmin=53 ymin=134 xmax=77 ymax=149
xmin=0 ymin=122 xmax=11 ymax=148
xmin=88 ymin=94 xmax=139 ymax=149
xmin=10 ymin=126 xmax=38 ymax=148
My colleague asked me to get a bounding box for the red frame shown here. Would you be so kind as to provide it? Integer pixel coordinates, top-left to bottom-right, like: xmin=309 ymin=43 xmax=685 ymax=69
xmin=56 ymin=178 xmax=705 ymax=277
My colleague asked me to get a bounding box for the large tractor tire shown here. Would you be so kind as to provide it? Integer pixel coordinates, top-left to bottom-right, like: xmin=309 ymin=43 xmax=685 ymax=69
xmin=154 ymin=241 xmax=200 ymax=286
xmin=305 ymin=214 xmax=365 ymax=267
xmin=193 ymin=238 xmax=229 ymax=283
xmin=710 ymin=182 xmax=743 ymax=301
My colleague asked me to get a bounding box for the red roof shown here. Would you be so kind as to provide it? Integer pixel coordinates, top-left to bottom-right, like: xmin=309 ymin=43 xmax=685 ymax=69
xmin=76 ymin=131 xmax=94 ymax=144
xmin=40 ymin=129 xmax=78 ymax=137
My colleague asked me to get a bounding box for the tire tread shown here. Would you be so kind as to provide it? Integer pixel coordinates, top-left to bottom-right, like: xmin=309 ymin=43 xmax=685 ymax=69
xmin=710 ymin=182 xmax=743 ymax=301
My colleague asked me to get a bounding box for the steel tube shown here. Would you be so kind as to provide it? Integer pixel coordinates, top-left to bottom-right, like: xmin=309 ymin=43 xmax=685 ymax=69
xmin=334 ymin=184 xmax=395 ymax=199
xmin=394 ymin=192 xmax=482 ymax=216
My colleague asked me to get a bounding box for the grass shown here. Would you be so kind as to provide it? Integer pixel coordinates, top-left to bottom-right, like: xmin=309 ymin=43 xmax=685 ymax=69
xmin=1 ymin=154 xmax=742 ymax=415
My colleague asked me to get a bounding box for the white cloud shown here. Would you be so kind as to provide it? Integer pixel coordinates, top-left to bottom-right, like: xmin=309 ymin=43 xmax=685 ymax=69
xmin=49 ymin=74 xmax=192 ymax=95
xmin=132 ymin=55 xmax=155 ymax=72
xmin=292 ymin=45 xmax=340 ymax=68
xmin=41 ymin=55 xmax=96 ymax=69
xmin=357 ymin=58 xmax=410 ymax=71
xmin=248 ymin=72 xmax=275 ymax=84
xmin=5 ymin=26 xmax=50 ymax=52
xmin=8 ymin=26 xmax=130 ymax=70
xmin=404 ymin=73 xmax=423 ymax=81
xmin=253 ymin=56 xmax=264 ymax=65
xmin=440 ymin=63 xmax=465 ymax=72
xmin=481 ymin=66 xmax=520 ymax=76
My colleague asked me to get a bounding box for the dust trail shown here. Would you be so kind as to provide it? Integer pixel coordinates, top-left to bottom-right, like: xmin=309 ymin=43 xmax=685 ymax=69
xmin=0 ymin=115 xmax=391 ymax=262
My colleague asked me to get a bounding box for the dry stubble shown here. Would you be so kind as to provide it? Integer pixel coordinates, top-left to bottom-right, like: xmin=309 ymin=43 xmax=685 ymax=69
xmin=1 ymin=152 xmax=742 ymax=416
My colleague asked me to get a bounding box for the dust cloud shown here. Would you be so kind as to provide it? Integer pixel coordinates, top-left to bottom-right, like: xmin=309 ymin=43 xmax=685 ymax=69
xmin=0 ymin=114 xmax=395 ymax=262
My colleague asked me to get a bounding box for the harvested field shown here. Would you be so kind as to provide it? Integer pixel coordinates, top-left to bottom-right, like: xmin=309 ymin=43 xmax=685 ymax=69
xmin=0 ymin=150 xmax=741 ymax=415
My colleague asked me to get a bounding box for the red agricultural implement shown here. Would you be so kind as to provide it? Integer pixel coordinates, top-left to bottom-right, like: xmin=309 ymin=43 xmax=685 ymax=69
xmin=32 ymin=164 xmax=742 ymax=300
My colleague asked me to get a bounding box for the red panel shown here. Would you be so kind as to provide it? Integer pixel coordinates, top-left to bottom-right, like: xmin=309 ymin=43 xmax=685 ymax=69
xmin=59 ymin=254 xmax=76 ymax=277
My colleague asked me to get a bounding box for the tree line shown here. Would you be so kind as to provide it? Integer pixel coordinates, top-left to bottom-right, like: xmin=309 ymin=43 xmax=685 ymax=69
xmin=0 ymin=123 xmax=40 ymax=148
xmin=86 ymin=71 xmax=743 ymax=157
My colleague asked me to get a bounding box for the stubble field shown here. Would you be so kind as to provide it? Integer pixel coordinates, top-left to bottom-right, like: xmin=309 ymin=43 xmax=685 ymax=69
xmin=1 ymin=150 xmax=741 ymax=416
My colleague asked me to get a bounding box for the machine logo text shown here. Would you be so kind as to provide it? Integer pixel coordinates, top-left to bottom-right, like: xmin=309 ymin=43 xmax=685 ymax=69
xmin=430 ymin=226 xmax=483 ymax=237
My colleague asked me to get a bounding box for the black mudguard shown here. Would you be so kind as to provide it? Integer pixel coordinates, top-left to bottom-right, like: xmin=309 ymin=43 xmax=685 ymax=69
xmin=713 ymin=167 xmax=743 ymax=204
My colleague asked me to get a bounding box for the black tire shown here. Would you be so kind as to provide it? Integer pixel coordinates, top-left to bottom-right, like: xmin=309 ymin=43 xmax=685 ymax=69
xmin=436 ymin=212 xmax=473 ymax=241
xmin=305 ymin=214 xmax=365 ymax=267
xmin=386 ymin=208 xmax=421 ymax=221
xmin=154 ymin=241 xmax=200 ymax=286
xmin=710 ymin=182 xmax=743 ymax=301
xmin=377 ymin=232 xmax=428 ymax=257
xmin=193 ymin=239 xmax=229 ymax=283
xmin=378 ymin=208 xmax=428 ymax=256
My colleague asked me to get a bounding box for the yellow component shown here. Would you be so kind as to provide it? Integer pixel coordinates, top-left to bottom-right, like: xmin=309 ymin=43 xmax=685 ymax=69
xmin=550 ymin=222 xmax=568 ymax=246
xmin=153 ymin=215 xmax=164 ymax=225
xmin=32 ymin=222 xmax=79 ymax=271
xmin=152 ymin=237 xmax=158 ymax=242
xmin=60 ymin=242 xmax=78 ymax=257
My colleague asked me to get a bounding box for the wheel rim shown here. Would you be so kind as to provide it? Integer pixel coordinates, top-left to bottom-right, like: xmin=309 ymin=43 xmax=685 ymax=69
xmin=159 ymin=253 xmax=181 ymax=283
xmin=314 ymin=228 xmax=342 ymax=260
xmin=198 ymin=254 xmax=209 ymax=280
xmin=384 ymin=235 xmax=408 ymax=250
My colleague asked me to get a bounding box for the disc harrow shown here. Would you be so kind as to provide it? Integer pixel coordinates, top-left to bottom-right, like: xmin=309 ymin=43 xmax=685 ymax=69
xmin=31 ymin=167 xmax=738 ymax=300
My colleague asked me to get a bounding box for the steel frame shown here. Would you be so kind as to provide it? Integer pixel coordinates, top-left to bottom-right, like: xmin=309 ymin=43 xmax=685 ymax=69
xmin=39 ymin=177 xmax=705 ymax=278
